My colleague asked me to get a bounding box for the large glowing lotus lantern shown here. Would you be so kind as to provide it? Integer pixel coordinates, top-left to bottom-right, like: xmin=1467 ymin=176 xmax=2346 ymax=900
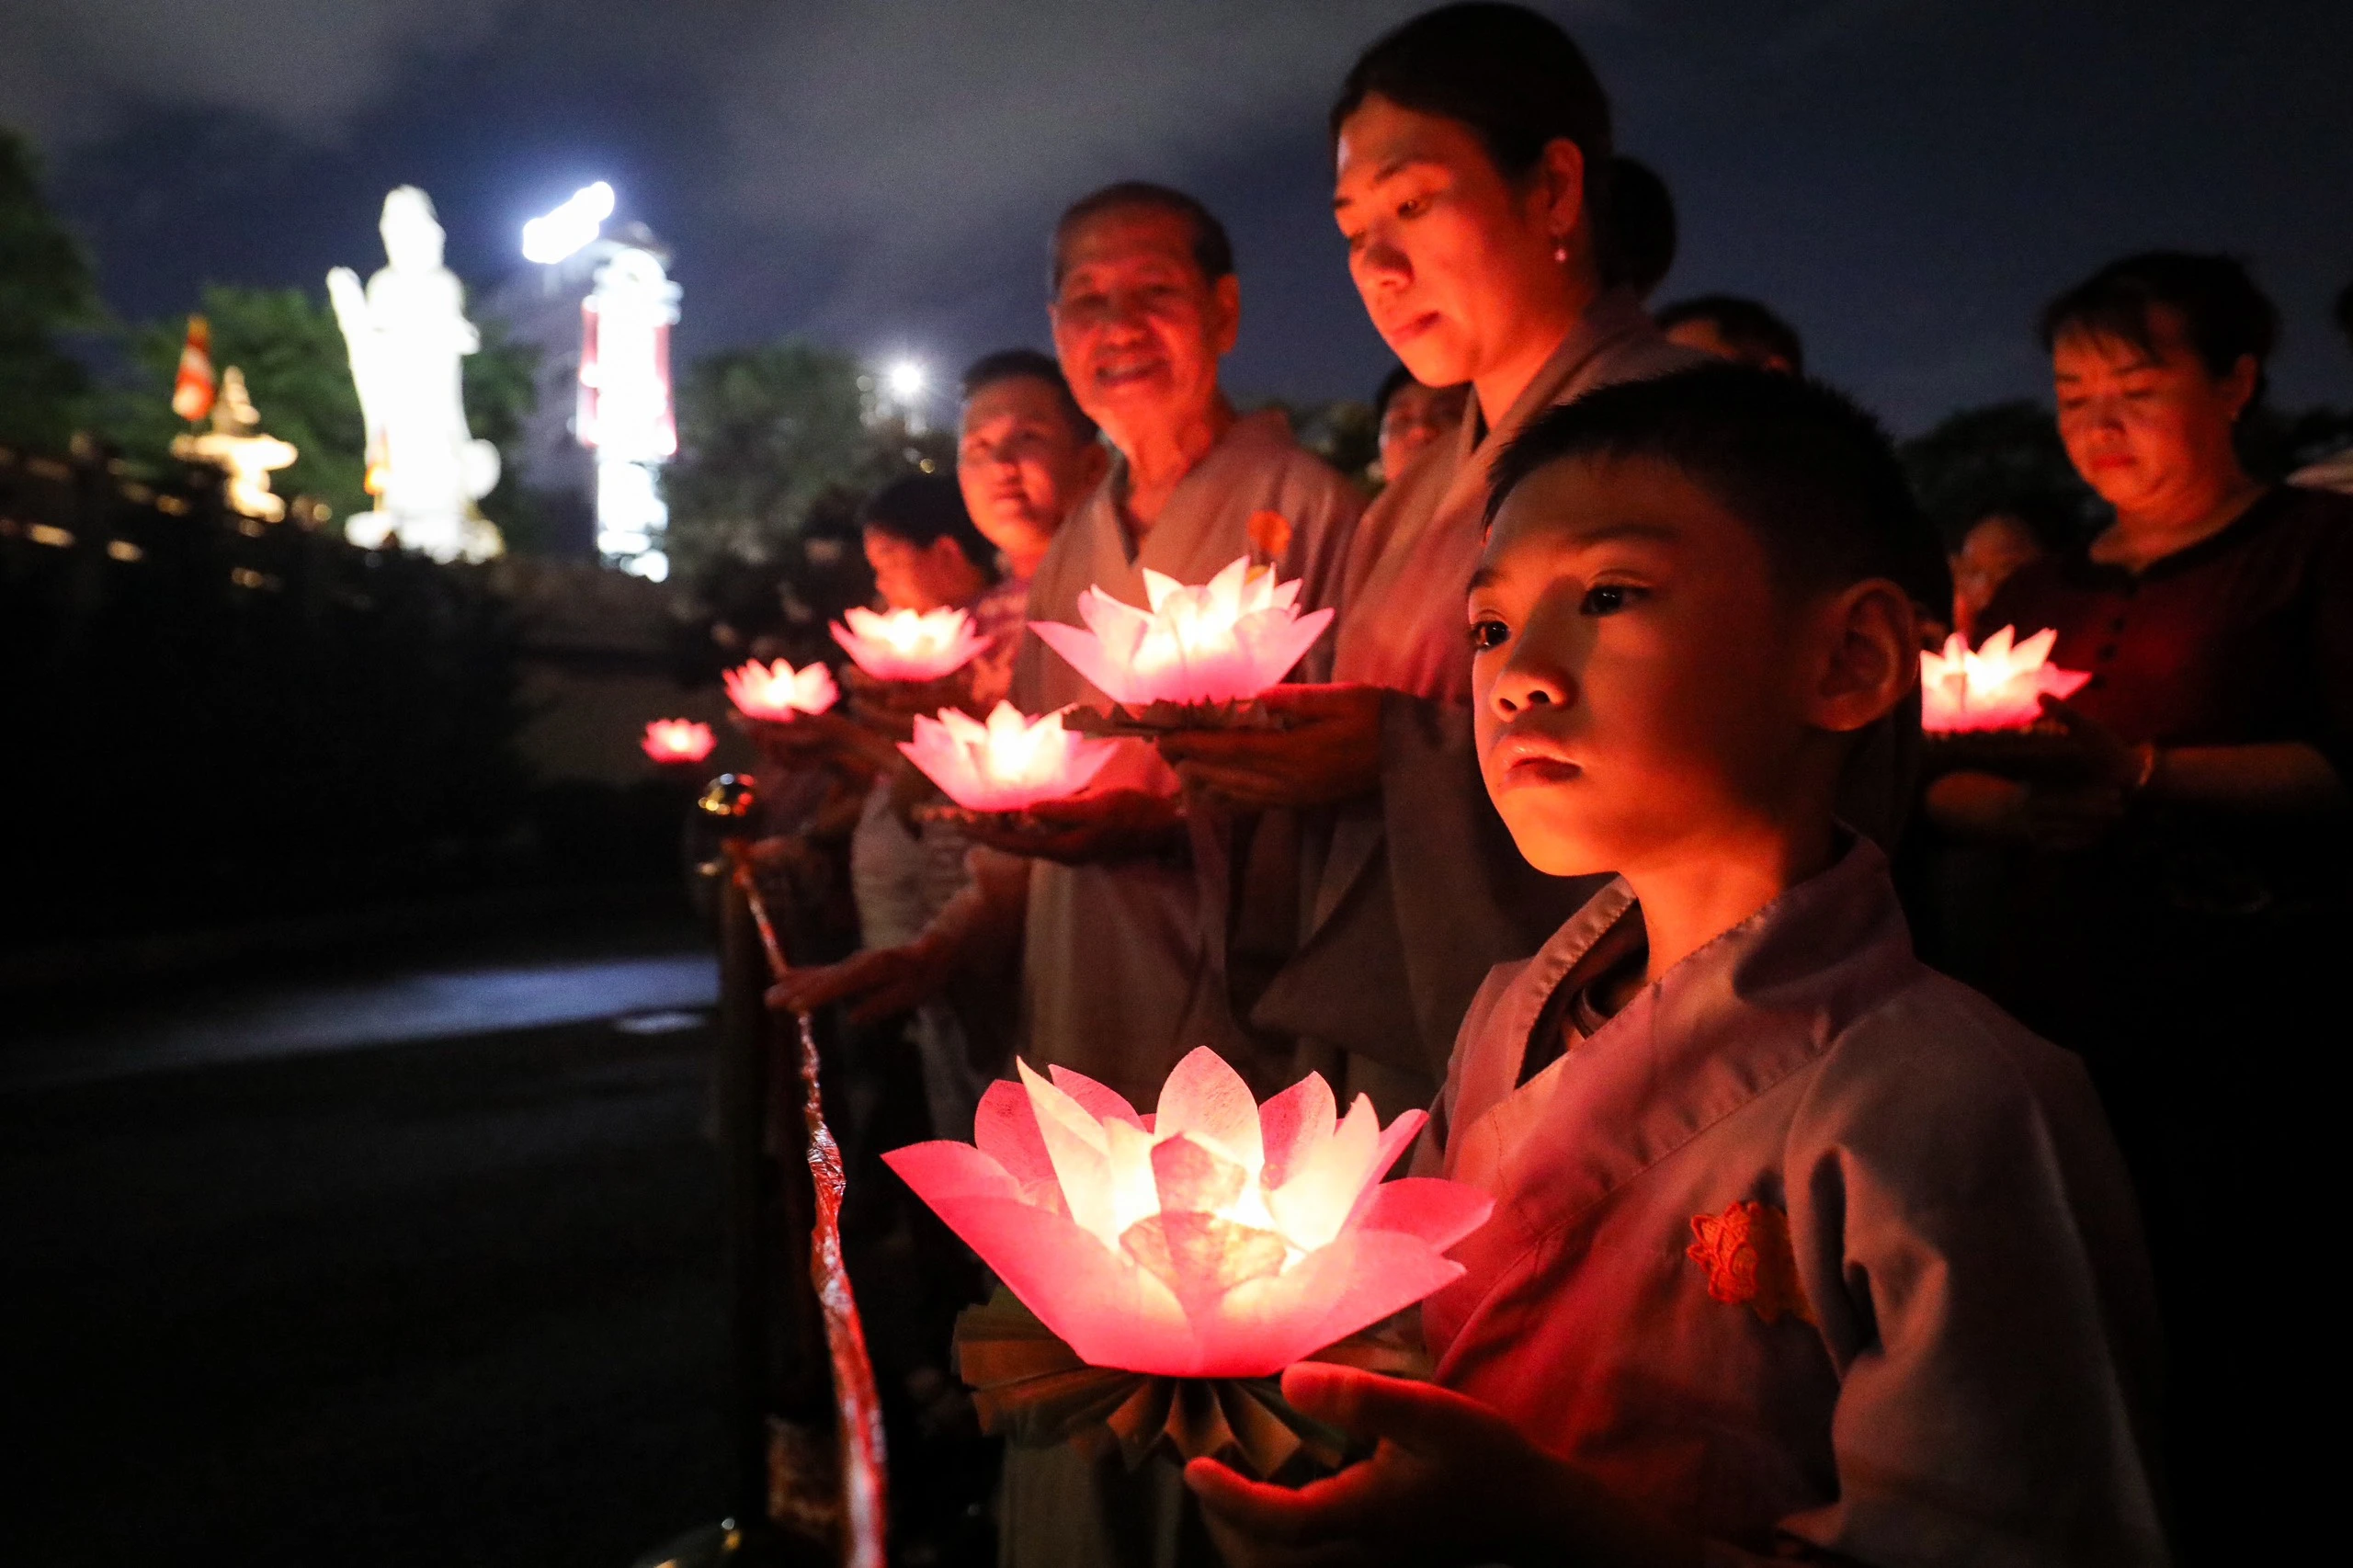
xmin=1030 ymin=555 xmax=1335 ymax=710
xmin=900 ymin=702 xmax=1119 ymax=812
xmin=885 ymin=1048 xmax=1491 ymax=1379
xmin=642 ymin=718 xmax=716 ymax=764
xmin=829 ymin=606 xmax=990 ymax=682
xmin=1921 ymin=625 xmax=2092 ymax=733
xmin=723 ymin=657 xmax=840 ymax=722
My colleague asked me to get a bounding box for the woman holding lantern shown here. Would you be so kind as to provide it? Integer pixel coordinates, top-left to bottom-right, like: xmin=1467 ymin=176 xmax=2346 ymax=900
xmin=1157 ymin=2 xmax=1707 ymax=1119
xmin=1922 ymin=251 xmax=2353 ymax=1557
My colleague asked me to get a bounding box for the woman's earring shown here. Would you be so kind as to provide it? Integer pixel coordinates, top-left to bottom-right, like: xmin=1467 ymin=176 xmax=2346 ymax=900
xmin=1552 ymin=242 xmax=1569 ymax=263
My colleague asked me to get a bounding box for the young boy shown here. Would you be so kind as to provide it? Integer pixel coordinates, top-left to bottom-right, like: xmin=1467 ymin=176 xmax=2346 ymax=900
xmin=1186 ymin=365 xmax=2167 ymax=1566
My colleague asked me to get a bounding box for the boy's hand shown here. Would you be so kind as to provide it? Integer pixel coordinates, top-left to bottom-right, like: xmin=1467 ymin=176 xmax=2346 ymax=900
xmin=1154 ymin=685 xmax=1384 ymax=809
xmin=1186 ymin=1365 xmax=1701 ymax=1568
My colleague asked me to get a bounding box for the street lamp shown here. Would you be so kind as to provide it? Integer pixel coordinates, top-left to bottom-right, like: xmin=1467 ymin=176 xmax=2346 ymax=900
xmin=521 ymin=181 xmax=616 ymax=267
xmin=884 ymin=359 xmax=926 ymax=403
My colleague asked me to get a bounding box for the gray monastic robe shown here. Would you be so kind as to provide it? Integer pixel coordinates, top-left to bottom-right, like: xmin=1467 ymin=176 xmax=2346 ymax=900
xmin=1424 ymin=838 xmax=2167 ymax=1565
xmin=1009 ymin=408 xmax=1361 ymax=1109
xmin=1253 ymin=290 xmax=1701 ymax=1108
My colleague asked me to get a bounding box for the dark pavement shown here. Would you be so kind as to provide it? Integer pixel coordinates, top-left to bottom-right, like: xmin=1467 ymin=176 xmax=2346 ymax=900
xmin=1 ymin=927 xmax=737 ymax=1565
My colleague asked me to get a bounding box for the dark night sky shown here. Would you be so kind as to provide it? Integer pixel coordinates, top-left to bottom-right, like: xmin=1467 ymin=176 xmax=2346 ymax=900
xmin=6 ymin=1 xmax=2349 ymax=433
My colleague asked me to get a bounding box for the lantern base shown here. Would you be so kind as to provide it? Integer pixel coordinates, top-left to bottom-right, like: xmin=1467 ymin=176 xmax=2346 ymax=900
xmin=1922 ymin=721 xmax=2090 ymax=781
xmin=1063 ymin=699 xmax=1292 ymax=739
xmin=949 ymin=1292 xmax=1427 ymax=1482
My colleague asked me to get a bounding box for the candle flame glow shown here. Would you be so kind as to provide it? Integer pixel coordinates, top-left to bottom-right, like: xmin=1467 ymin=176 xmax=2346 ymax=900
xmin=828 ymin=606 xmax=991 ymax=683
xmin=1030 ymin=553 xmax=1334 ymax=709
xmin=723 ymin=658 xmax=840 ymax=721
xmin=899 ymin=702 xmax=1119 ymax=812
xmin=885 ymin=1047 xmax=1491 ymax=1379
xmin=642 ymin=718 xmax=716 ymax=764
xmin=1921 ymin=625 xmax=2091 ymax=733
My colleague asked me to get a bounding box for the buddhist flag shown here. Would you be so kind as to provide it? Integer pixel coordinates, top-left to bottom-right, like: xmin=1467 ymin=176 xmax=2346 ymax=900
xmin=171 ymin=314 xmax=215 ymax=422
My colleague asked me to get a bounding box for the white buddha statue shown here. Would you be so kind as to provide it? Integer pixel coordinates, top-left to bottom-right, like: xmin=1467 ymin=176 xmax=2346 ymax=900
xmin=329 ymin=186 xmax=504 ymax=562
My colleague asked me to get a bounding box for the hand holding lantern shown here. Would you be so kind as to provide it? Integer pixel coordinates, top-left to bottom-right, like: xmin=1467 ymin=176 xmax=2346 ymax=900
xmin=830 ymin=606 xmax=991 ymax=683
xmin=1920 ymin=625 xmax=2089 ymax=734
xmin=1031 ymin=555 xmax=1335 ymax=716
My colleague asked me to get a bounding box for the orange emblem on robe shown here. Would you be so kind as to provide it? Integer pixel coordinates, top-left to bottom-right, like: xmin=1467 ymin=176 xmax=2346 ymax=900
xmin=1687 ymin=1200 xmax=1815 ymax=1325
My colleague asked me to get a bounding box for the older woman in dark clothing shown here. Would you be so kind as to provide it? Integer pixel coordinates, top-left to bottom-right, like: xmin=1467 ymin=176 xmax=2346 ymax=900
xmin=1927 ymin=252 xmax=2352 ymax=1563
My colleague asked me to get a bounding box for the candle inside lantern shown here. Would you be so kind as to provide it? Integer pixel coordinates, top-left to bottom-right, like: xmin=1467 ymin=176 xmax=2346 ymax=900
xmin=642 ymin=718 xmax=717 ymax=764
xmin=829 ymin=606 xmax=991 ymax=682
xmin=1029 ymin=553 xmax=1335 ymax=710
xmin=1920 ymin=624 xmax=2091 ymax=733
xmin=899 ymin=702 xmax=1119 ymax=813
xmin=885 ymin=1047 xmax=1491 ymax=1379
xmin=724 ymin=657 xmax=840 ymax=722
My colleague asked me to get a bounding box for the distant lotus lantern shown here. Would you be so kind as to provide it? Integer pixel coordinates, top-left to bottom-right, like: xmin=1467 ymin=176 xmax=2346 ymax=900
xmin=724 ymin=657 xmax=840 ymax=722
xmin=829 ymin=606 xmax=990 ymax=682
xmin=885 ymin=1047 xmax=1491 ymax=1379
xmin=900 ymin=702 xmax=1119 ymax=813
xmin=642 ymin=718 xmax=717 ymax=764
xmin=1921 ymin=625 xmax=2092 ymax=733
xmin=1030 ymin=554 xmax=1334 ymax=710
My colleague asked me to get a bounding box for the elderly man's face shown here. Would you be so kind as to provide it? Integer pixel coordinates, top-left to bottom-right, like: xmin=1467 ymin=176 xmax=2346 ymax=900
xmin=1050 ymin=207 xmax=1238 ymax=453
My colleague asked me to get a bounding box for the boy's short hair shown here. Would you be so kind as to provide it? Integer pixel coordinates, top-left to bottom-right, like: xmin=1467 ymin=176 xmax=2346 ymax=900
xmin=1051 ymin=181 xmax=1234 ymax=293
xmin=1654 ymin=294 xmax=1805 ymax=375
xmin=960 ymin=347 xmax=1098 ymax=443
xmin=858 ymin=472 xmax=994 ymax=572
xmin=1485 ymin=363 xmax=1949 ymax=612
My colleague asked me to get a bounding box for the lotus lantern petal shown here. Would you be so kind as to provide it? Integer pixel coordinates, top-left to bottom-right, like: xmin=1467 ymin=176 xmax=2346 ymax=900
xmin=899 ymin=702 xmax=1120 ymax=812
xmin=724 ymin=657 xmax=840 ymax=721
xmin=884 ymin=1047 xmax=1492 ymax=1379
xmin=642 ymin=718 xmax=717 ymax=764
xmin=1029 ymin=554 xmax=1336 ymax=709
xmin=830 ymin=606 xmax=991 ymax=682
xmin=1920 ymin=624 xmax=2092 ymax=733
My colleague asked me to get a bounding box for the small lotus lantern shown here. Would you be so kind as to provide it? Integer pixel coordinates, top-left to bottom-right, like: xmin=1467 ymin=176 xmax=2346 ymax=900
xmin=900 ymin=702 xmax=1119 ymax=813
xmin=830 ymin=606 xmax=991 ymax=683
xmin=723 ymin=657 xmax=840 ymax=722
xmin=1920 ymin=624 xmax=2091 ymax=734
xmin=886 ymin=1048 xmax=1489 ymax=1474
xmin=1030 ymin=554 xmax=1333 ymax=713
xmin=642 ymin=718 xmax=717 ymax=765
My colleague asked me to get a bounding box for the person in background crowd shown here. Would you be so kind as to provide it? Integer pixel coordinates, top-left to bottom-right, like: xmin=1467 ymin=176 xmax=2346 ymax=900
xmin=954 ymin=347 xmax=1108 ymax=707
xmin=1603 ymin=153 xmax=1677 ymax=301
xmin=1371 ymin=363 xmax=1471 ymax=482
xmin=1949 ymin=494 xmax=2071 ymax=644
xmin=2289 ymin=278 xmax=2353 ymax=494
xmin=1926 ymin=250 xmax=2353 ymax=1564
xmin=1655 ymin=292 xmax=1806 ymax=375
xmin=1155 ymin=1 xmax=1711 ymax=1126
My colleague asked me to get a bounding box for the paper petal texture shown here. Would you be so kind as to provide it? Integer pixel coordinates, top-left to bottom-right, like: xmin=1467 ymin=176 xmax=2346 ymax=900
xmin=898 ymin=702 xmax=1119 ymax=812
xmin=830 ymin=606 xmax=991 ymax=681
xmin=1029 ymin=553 xmax=1336 ymax=708
xmin=883 ymin=1047 xmax=1492 ymax=1378
xmin=724 ymin=657 xmax=840 ymax=721
xmin=1920 ymin=624 xmax=2092 ymax=733
xmin=642 ymin=718 xmax=715 ymax=763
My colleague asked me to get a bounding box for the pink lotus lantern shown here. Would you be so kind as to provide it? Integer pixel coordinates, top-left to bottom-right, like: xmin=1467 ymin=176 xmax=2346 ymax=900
xmin=1030 ymin=555 xmax=1334 ymax=710
xmin=723 ymin=657 xmax=840 ymax=722
xmin=642 ymin=718 xmax=717 ymax=764
xmin=899 ymin=702 xmax=1119 ymax=812
xmin=829 ymin=606 xmax=991 ymax=682
xmin=1921 ymin=625 xmax=2091 ymax=733
xmin=886 ymin=1048 xmax=1489 ymax=1381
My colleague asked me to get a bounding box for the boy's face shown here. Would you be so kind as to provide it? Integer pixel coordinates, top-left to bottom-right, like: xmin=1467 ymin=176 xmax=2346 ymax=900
xmin=1470 ymin=455 xmax=1823 ymax=878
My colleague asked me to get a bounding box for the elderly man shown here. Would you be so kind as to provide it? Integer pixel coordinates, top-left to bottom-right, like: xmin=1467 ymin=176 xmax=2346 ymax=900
xmin=773 ymin=183 xmax=1361 ymax=1111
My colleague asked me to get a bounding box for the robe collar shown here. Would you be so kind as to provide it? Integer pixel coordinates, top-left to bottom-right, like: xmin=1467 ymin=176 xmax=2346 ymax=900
xmin=1434 ymin=834 xmax=1919 ymax=1347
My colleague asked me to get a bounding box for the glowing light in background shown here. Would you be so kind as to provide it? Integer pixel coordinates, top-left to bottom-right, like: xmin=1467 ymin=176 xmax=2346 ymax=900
xmin=1030 ymin=553 xmax=1334 ymax=709
xmin=884 ymin=360 xmax=926 ymax=403
xmin=642 ymin=718 xmax=717 ymax=764
xmin=829 ymin=605 xmax=989 ymax=681
xmin=899 ymin=702 xmax=1117 ymax=812
xmin=885 ymin=1048 xmax=1490 ymax=1379
xmin=723 ymin=658 xmax=840 ymax=722
xmin=521 ymin=181 xmax=616 ymax=265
